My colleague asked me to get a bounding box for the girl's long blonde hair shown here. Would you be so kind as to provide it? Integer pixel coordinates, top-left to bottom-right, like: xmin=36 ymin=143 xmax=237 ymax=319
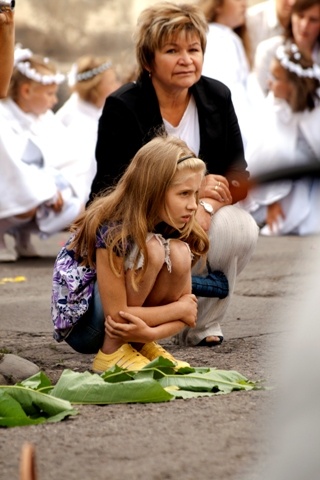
xmin=68 ymin=135 xmax=209 ymax=288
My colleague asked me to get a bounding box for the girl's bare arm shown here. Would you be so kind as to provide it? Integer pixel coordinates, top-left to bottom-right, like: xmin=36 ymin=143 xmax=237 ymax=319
xmin=105 ymin=312 xmax=187 ymax=344
xmin=96 ymin=248 xmax=197 ymax=328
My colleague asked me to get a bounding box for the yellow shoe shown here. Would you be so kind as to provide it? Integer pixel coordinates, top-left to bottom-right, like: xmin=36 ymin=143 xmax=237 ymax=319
xmin=140 ymin=342 xmax=190 ymax=369
xmin=92 ymin=344 xmax=151 ymax=373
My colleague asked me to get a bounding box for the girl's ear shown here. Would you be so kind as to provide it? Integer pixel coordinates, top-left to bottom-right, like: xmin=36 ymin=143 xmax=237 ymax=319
xmin=20 ymin=82 xmax=32 ymax=99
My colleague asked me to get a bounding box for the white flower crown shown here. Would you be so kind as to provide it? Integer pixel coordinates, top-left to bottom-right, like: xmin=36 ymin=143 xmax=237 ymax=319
xmin=14 ymin=46 xmax=65 ymax=85
xmin=68 ymin=61 xmax=113 ymax=87
xmin=276 ymin=43 xmax=320 ymax=81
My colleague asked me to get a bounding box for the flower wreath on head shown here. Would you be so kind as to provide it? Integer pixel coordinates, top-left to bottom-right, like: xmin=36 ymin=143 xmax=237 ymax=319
xmin=67 ymin=61 xmax=113 ymax=87
xmin=14 ymin=45 xmax=65 ymax=85
xmin=276 ymin=43 xmax=320 ymax=81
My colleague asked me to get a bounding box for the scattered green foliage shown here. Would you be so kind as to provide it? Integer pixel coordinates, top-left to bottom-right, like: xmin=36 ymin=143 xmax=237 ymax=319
xmin=0 ymin=357 xmax=265 ymax=428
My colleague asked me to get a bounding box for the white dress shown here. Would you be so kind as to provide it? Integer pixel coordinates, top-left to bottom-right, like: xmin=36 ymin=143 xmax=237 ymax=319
xmin=0 ymin=98 xmax=83 ymax=235
xmin=243 ymin=93 xmax=320 ymax=235
xmin=56 ymin=92 xmax=100 ymax=203
xmin=202 ymin=23 xmax=264 ymax=150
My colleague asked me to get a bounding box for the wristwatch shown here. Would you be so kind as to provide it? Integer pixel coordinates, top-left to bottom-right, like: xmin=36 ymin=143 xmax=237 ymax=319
xmin=199 ymin=200 xmax=214 ymax=216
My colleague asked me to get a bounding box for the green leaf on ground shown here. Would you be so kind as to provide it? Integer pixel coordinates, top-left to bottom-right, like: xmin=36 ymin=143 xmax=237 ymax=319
xmin=0 ymin=385 xmax=77 ymax=428
xmin=50 ymin=369 xmax=173 ymax=404
xmin=158 ymin=368 xmax=259 ymax=394
xmin=0 ymin=359 xmax=265 ymax=428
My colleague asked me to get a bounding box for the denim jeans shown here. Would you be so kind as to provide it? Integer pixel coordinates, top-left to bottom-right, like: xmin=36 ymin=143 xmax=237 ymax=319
xmin=192 ymin=270 xmax=229 ymax=298
xmin=65 ymin=282 xmax=105 ymax=354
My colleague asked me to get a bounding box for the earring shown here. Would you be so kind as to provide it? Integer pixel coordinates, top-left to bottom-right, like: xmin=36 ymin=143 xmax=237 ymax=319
xmin=148 ymin=71 xmax=151 ymax=78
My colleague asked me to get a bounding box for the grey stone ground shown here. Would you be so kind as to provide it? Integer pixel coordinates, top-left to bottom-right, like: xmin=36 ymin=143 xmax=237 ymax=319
xmin=0 ymin=232 xmax=318 ymax=480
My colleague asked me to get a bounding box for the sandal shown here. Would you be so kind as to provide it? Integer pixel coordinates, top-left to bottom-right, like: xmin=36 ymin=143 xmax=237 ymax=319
xmin=140 ymin=342 xmax=190 ymax=369
xmin=92 ymin=344 xmax=151 ymax=373
xmin=197 ymin=336 xmax=223 ymax=347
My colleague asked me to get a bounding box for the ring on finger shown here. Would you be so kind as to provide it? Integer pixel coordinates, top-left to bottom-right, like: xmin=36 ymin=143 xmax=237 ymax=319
xmin=214 ymin=185 xmax=219 ymax=191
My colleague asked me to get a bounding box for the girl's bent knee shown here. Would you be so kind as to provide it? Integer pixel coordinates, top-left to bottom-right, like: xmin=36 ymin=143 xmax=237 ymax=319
xmin=169 ymin=240 xmax=193 ymax=274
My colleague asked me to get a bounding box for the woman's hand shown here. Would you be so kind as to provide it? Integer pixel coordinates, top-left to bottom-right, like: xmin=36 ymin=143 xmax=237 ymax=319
xmin=200 ymin=174 xmax=232 ymax=204
xmin=50 ymin=191 xmax=64 ymax=213
xmin=266 ymin=202 xmax=285 ymax=233
xmin=105 ymin=312 xmax=155 ymax=343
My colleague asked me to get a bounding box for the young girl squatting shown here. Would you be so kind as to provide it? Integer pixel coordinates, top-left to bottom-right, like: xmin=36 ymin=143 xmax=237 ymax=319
xmin=51 ymin=135 xmax=209 ymax=372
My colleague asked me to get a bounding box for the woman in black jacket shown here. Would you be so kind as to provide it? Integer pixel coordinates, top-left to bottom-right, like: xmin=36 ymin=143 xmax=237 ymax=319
xmin=90 ymin=1 xmax=259 ymax=347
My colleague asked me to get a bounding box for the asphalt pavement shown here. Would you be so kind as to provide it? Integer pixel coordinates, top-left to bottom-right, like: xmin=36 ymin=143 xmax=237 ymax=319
xmin=1 ymin=231 xmax=319 ymax=480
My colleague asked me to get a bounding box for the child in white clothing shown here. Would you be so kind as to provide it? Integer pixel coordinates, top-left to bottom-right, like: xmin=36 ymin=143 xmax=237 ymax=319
xmin=0 ymin=46 xmax=84 ymax=262
xmin=56 ymin=55 xmax=120 ymax=205
xmin=244 ymin=43 xmax=320 ymax=235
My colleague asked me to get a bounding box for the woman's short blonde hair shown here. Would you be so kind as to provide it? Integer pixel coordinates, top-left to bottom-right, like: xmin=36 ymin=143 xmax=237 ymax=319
xmin=134 ymin=2 xmax=208 ymax=77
